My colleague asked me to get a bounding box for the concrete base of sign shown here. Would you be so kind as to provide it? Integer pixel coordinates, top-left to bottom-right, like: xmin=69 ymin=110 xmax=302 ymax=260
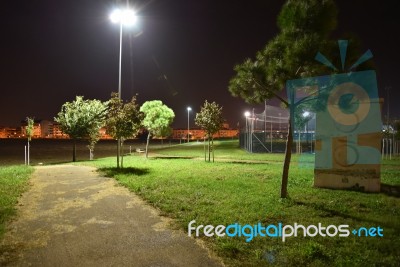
xmin=314 ymin=168 xmax=380 ymax=192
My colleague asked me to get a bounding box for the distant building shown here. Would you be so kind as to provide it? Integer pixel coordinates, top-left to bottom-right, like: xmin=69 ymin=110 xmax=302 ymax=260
xmin=99 ymin=127 xmax=113 ymax=139
xmin=0 ymin=126 xmax=6 ymax=138
xmin=52 ymin=122 xmax=69 ymax=139
xmin=0 ymin=126 xmax=21 ymax=138
xmin=40 ymin=120 xmax=54 ymax=138
xmin=2 ymin=120 xmax=239 ymax=140
xmin=172 ymin=124 xmax=238 ymax=140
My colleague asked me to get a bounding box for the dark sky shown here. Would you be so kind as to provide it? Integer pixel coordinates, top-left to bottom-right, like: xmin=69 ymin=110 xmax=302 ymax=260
xmin=1 ymin=0 xmax=399 ymax=128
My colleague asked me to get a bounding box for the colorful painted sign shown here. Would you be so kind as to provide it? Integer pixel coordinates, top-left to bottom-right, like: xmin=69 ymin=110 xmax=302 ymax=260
xmin=287 ymin=40 xmax=382 ymax=192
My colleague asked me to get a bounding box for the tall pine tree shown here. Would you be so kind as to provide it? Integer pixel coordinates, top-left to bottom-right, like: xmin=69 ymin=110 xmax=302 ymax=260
xmin=229 ymin=0 xmax=338 ymax=198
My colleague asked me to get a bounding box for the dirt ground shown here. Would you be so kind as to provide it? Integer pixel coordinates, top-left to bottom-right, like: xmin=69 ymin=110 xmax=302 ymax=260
xmin=0 ymin=165 xmax=223 ymax=267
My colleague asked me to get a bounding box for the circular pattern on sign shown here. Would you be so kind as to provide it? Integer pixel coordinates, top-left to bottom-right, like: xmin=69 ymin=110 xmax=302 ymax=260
xmin=333 ymin=144 xmax=359 ymax=167
xmin=327 ymin=82 xmax=370 ymax=126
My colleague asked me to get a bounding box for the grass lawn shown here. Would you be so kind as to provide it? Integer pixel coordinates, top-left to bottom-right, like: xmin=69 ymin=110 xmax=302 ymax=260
xmin=154 ymin=139 xmax=289 ymax=162
xmin=0 ymin=165 xmax=33 ymax=238
xmin=83 ymin=140 xmax=400 ymax=266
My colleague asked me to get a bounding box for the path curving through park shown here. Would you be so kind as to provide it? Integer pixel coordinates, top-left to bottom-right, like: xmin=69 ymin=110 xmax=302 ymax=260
xmin=0 ymin=165 xmax=222 ymax=267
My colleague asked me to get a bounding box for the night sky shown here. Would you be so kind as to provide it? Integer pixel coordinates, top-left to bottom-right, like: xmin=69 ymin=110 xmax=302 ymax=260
xmin=1 ymin=0 xmax=399 ymax=128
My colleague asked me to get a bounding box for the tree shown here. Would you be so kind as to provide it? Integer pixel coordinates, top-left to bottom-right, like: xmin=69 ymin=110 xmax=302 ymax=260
xmin=140 ymin=100 xmax=175 ymax=158
xmin=106 ymin=92 xmax=142 ymax=167
xmin=55 ymin=96 xmax=107 ymax=162
xmin=86 ymin=106 xmax=108 ymax=161
xmin=228 ymin=0 xmax=338 ymax=198
xmin=25 ymin=117 xmax=34 ymax=165
xmin=195 ymin=100 xmax=224 ymax=162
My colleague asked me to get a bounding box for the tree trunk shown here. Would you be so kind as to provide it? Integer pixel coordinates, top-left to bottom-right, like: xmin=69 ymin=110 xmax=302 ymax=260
xmin=27 ymin=141 xmax=30 ymax=165
xmin=121 ymin=140 xmax=124 ymax=168
xmin=204 ymin=136 xmax=206 ymax=162
xmin=73 ymin=139 xmax=76 ymax=162
xmin=208 ymin=136 xmax=211 ymax=162
xmin=281 ymin=120 xmax=293 ymax=198
xmin=212 ymin=137 xmax=214 ymax=162
xmin=145 ymin=133 xmax=151 ymax=158
xmin=117 ymin=138 xmax=120 ymax=168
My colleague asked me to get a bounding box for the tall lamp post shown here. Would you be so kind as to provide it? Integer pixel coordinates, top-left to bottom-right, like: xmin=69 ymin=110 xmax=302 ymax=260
xmin=187 ymin=107 xmax=192 ymax=143
xmin=110 ymin=8 xmax=137 ymax=168
xmin=244 ymin=111 xmax=250 ymax=152
xmin=110 ymin=8 xmax=137 ymax=99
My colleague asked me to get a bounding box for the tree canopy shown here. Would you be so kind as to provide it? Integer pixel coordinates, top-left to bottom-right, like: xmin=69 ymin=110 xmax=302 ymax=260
xmin=140 ymin=100 xmax=175 ymax=158
xmin=229 ymin=0 xmax=338 ymax=104
xmin=195 ymin=100 xmax=224 ymax=162
xmin=25 ymin=117 xmax=34 ymax=142
xmin=55 ymin=96 xmax=107 ymax=162
xmin=106 ymin=92 xmax=142 ymax=167
xmin=195 ymin=100 xmax=224 ymax=138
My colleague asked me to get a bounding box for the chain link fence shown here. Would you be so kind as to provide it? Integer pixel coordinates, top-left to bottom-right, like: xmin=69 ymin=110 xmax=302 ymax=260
xmin=240 ymin=105 xmax=317 ymax=154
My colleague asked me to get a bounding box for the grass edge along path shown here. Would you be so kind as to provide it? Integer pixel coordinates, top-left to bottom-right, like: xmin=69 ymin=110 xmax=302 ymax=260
xmin=0 ymin=165 xmax=33 ymax=238
xmin=81 ymin=141 xmax=400 ymax=267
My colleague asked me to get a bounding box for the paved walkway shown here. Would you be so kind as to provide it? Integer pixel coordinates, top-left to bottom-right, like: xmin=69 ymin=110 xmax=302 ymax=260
xmin=0 ymin=165 xmax=222 ymax=267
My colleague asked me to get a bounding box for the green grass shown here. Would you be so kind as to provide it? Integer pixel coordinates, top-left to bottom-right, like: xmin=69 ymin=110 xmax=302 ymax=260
xmin=154 ymin=140 xmax=292 ymax=162
xmin=81 ymin=140 xmax=400 ymax=266
xmin=0 ymin=165 xmax=33 ymax=238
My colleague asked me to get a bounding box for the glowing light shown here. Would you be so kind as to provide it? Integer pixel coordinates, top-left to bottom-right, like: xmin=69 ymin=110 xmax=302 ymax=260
xmin=110 ymin=9 xmax=137 ymax=26
xmin=244 ymin=111 xmax=250 ymax=117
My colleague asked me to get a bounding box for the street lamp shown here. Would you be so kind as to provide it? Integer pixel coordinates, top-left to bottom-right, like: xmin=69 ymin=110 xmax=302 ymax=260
xmin=244 ymin=111 xmax=250 ymax=152
xmin=109 ymin=8 xmax=137 ymax=99
xmin=110 ymin=8 xmax=137 ymax=168
xmin=187 ymin=107 xmax=192 ymax=143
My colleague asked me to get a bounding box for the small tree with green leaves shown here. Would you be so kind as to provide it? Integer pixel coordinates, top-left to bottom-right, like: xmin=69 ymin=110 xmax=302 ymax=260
xmin=140 ymin=100 xmax=175 ymax=158
xmin=86 ymin=104 xmax=108 ymax=160
xmin=106 ymin=92 xmax=142 ymax=167
xmin=55 ymin=96 xmax=107 ymax=162
xmin=195 ymin=100 xmax=224 ymax=162
xmin=25 ymin=117 xmax=34 ymax=165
